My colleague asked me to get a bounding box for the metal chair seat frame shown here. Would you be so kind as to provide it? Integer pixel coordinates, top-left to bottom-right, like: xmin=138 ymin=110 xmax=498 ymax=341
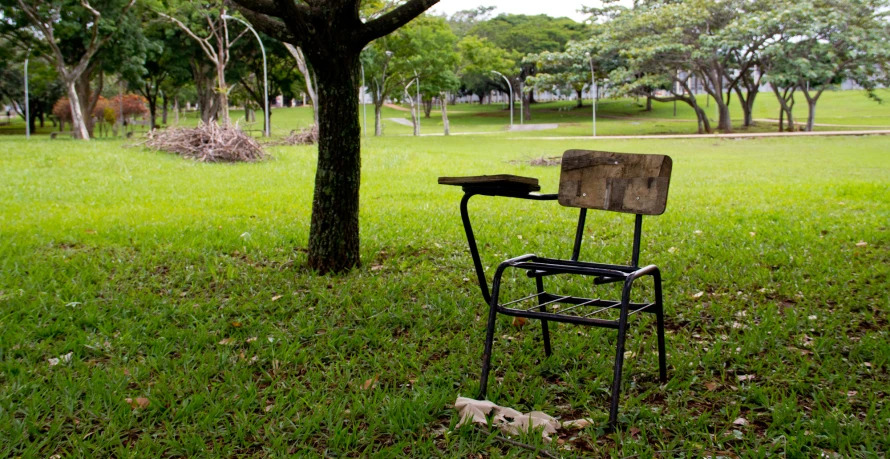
xmin=442 ymin=150 xmax=672 ymax=431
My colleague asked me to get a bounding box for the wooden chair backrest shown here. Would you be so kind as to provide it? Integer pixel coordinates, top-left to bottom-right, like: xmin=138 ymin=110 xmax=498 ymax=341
xmin=558 ymin=150 xmax=672 ymax=215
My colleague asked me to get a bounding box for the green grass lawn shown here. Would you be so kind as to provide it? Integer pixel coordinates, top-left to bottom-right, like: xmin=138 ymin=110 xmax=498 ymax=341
xmin=1 ymin=133 xmax=888 ymax=457
xmin=4 ymin=89 xmax=889 ymax=139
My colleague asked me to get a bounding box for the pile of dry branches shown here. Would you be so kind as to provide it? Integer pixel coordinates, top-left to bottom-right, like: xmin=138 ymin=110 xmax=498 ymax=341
xmin=271 ymin=125 xmax=318 ymax=146
xmin=141 ymin=122 xmax=267 ymax=162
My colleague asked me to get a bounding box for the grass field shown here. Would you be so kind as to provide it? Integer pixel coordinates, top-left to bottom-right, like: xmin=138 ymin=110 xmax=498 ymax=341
xmin=3 ymin=89 xmax=890 ymax=138
xmin=1 ymin=131 xmax=888 ymax=457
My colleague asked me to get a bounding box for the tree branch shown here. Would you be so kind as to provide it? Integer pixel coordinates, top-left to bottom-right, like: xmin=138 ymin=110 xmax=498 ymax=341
xmin=226 ymin=0 xmax=278 ymax=16
xmin=157 ymin=11 xmax=219 ymax=65
xmin=359 ymin=0 xmax=440 ymax=45
xmin=230 ymin=5 xmax=298 ymax=45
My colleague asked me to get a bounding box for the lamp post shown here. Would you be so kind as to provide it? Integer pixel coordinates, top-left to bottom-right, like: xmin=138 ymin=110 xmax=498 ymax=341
xmin=491 ymin=70 xmax=513 ymax=129
xmin=24 ymin=47 xmax=31 ymax=139
xmin=586 ymin=52 xmax=596 ymax=137
xmin=222 ymin=14 xmax=269 ymax=137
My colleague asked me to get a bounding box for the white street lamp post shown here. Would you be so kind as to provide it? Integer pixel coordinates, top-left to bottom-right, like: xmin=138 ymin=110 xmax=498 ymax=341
xmin=491 ymin=70 xmax=513 ymax=129
xmin=223 ymin=15 xmax=269 ymax=137
xmin=24 ymin=47 xmax=31 ymax=139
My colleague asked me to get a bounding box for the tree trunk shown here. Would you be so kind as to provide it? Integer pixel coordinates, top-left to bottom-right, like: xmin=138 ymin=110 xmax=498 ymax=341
xmin=441 ymin=92 xmax=450 ymax=136
xmin=406 ymin=88 xmax=419 ymax=136
xmin=162 ymin=93 xmax=168 ymax=125
xmin=309 ymin=58 xmax=361 ymax=272
xmin=285 ymin=44 xmax=319 ymax=126
xmin=64 ymin=80 xmax=90 ymax=139
xmin=423 ymin=98 xmax=432 ymax=118
xmin=575 ymin=88 xmax=584 ymax=108
xmin=522 ymin=91 xmax=531 ymax=121
xmin=148 ymin=96 xmax=158 ymax=130
xmin=174 ymin=97 xmax=179 ymax=124
xmin=374 ymin=101 xmax=383 ymax=136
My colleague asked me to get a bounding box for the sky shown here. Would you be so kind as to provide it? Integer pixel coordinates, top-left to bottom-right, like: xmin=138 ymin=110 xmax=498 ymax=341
xmin=429 ymin=0 xmax=597 ymax=22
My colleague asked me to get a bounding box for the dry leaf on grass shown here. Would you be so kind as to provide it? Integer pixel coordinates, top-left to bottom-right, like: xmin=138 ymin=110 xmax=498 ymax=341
xmin=855 ymin=241 xmax=868 ymax=247
xmin=271 ymin=295 xmax=283 ymax=301
xmin=455 ymin=397 xmax=589 ymax=441
xmin=705 ymin=382 xmax=719 ymax=392
xmin=125 ymin=397 xmax=150 ymax=409
xmin=361 ymin=375 xmax=379 ymax=390
xmin=218 ymin=338 xmax=235 ymax=345
xmin=733 ymin=417 xmax=748 ymax=426
xmin=511 ymin=317 xmax=529 ymax=328
xmin=737 ymin=374 xmax=755 ymax=382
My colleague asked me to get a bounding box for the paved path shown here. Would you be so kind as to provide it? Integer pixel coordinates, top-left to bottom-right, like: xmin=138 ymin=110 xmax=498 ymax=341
xmin=386 ymin=117 xmax=414 ymax=127
xmin=508 ymin=123 xmax=559 ymax=131
xmin=754 ymin=119 xmax=890 ymax=128
xmin=506 ymin=129 xmax=890 ymax=140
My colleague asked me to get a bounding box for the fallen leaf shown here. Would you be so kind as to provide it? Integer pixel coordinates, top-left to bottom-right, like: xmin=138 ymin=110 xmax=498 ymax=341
xmin=218 ymin=338 xmax=235 ymax=345
xmin=264 ymin=404 xmax=274 ymax=412
xmin=705 ymin=382 xmax=719 ymax=392
xmin=85 ymin=229 xmax=96 ymax=234
xmin=48 ymin=357 xmax=60 ymax=366
xmin=361 ymin=375 xmax=379 ymax=390
xmin=231 ymin=321 xmax=242 ymax=328
xmin=629 ymin=426 xmax=641 ymax=438
xmin=668 ymin=246 xmax=678 ymax=253
xmin=246 ymin=336 xmax=257 ymax=343
xmin=271 ymin=295 xmax=283 ymax=301
xmin=371 ymin=264 xmax=383 ymax=271
xmin=562 ymin=418 xmax=594 ymax=429
xmin=749 ymin=232 xmax=756 ymax=237
xmin=692 ymin=291 xmax=705 ymax=299
xmin=511 ymin=317 xmax=529 ymax=328
xmin=847 ymin=391 xmax=857 ymax=397
xmin=737 ymin=374 xmax=755 ymax=382
xmin=864 ymin=362 xmax=873 ymax=368
xmin=855 ymin=241 xmax=868 ymax=247
xmin=125 ymin=397 xmax=150 ymax=409
xmin=733 ymin=417 xmax=748 ymax=426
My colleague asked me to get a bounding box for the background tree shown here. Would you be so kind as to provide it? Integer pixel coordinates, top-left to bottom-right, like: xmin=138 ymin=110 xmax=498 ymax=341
xmin=0 ymin=49 xmax=65 ymax=133
xmin=471 ymin=14 xmax=587 ymax=120
xmin=391 ymin=14 xmax=460 ymax=135
xmin=765 ymin=0 xmax=890 ymax=131
xmin=11 ymin=0 xmax=137 ymax=139
xmin=229 ymin=0 xmax=441 ymax=273
xmin=158 ymin=0 xmax=247 ymax=126
xmin=455 ymin=35 xmax=514 ymax=104
xmin=128 ymin=25 xmax=192 ymax=130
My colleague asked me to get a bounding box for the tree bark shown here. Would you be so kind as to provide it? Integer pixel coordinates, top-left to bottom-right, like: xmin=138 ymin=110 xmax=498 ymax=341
xmin=770 ymin=83 xmax=796 ymax=132
xmin=285 ymin=44 xmax=319 ymax=126
xmin=406 ymin=87 xmax=419 ymax=136
xmin=441 ymin=92 xmax=450 ymax=135
xmin=162 ymin=93 xmax=168 ymax=125
xmin=575 ymin=88 xmax=584 ymax=108
xmin=374 ymin=102 xmax=383 ymax=136
xmin=645 ymin=95 xmax=653 ymax=112
xmin=308 ymin=58 xmax=362 ymax=272
xmin=65 ymin=81 xmax=89 ymax=139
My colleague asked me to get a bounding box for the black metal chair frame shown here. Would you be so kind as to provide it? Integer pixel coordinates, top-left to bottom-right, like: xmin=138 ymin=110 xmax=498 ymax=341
xmin=453 ymin=175 xmax=668 ymax=430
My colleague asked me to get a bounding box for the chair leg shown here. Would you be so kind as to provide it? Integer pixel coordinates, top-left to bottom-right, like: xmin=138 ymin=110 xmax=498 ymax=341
xmin=608 ymin=289 xmax=633 ymax=429
xmin=654 ymin=271 xmax=667 ymax=383
xmin=535 ymin=276 xmax=552 ymax=357
xmin=478 ymin=300 xmax=499 ymax=400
